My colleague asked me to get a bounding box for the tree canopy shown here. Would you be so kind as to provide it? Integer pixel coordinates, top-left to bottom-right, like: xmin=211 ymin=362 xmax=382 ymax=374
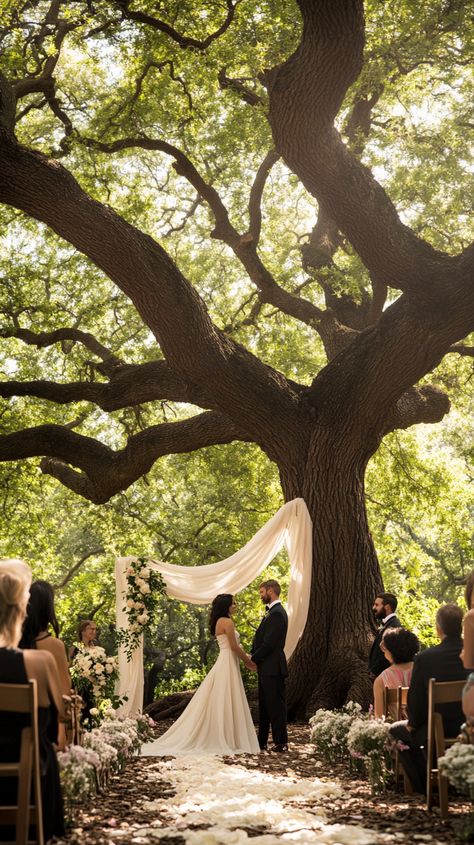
xmin=0 ymin=0 xmax=472 ymax=709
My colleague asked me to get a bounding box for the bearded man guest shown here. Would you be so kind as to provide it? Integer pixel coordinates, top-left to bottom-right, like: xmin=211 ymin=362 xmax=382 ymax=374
xmin=250 ymin=579 xmax=288 ymax=752
xmin=368 ymin=592 xmax=402 ymax=679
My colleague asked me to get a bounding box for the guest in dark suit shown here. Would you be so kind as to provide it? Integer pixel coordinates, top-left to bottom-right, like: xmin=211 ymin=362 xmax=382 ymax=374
xmin=368 ymin=592 xmax=402 ymax=679
xmin=389 ymin=603 xmax=468 ymax=793
xmin=250 ymin=579 xmax=288 ymax=752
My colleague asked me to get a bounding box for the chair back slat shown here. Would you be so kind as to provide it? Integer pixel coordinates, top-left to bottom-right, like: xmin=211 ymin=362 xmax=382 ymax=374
xmin=0 ymin=680 xmax=44 ymax=845
xmin=0 ymin=683 xmax=35 ymax=714
xmin=426 ymin=677 xmax=465 ymax=820
xmin=429 ymin=679 xmax=466 ymax=705
xmin=383 ymin=685 xmax=409 ymax=721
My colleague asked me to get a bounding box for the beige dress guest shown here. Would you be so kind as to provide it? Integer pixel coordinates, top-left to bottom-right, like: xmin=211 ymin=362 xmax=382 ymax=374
xmin=35 ymin=631 xmax=72 ymax=748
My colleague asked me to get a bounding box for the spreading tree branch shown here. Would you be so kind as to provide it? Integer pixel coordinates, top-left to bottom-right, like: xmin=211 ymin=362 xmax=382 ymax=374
xmin=381 ymin=385 xmax=451 ymax=436
xmin=0 ymin=412 xmax=250 ymax=504
xmin=0 ymin=326 xmax=122 ymax=374
xmin=114 ymin=0 xmax=240 ymax=50
xmin=53 ymin=547 xmax=105 ymax=591
xmin=0 ymin=360 xmax=212 ymax=411
xmin=0 ymin=137 xmax=304 ymax=451
xmin=87 ymin=134 xmax=324 ymax=330
xmin=266 ymin=0 xmax=462 ymax=299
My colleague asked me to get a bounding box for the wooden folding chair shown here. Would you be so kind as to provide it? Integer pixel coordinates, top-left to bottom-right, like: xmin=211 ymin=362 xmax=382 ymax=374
xmin=426 ymin=677 xmax=466 ymax=820
xmin=383 ymin=685 xmax=408 ymax=722
xmin=383 ymin=685 xmax=411 ymax=792
xmin=0 ymin=681 xmax=44 ymax=845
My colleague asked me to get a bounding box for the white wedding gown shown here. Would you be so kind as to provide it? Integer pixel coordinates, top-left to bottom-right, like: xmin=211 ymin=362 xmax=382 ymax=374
xmin=141 ymin=632 xmax=260 ymax=756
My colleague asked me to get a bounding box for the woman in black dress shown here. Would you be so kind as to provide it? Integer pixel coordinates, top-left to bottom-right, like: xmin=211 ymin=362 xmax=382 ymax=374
xmin=0 ymin=558 xmax=66 ymax=842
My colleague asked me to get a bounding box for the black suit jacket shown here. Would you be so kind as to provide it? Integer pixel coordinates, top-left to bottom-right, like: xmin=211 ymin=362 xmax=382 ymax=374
xmin=251 ymin=603 xmax=288 ymax=677
xmin=368 ymin=614 xmax=402 ymax=677
xmin=407 ymin=635 xmax=468 ymax=745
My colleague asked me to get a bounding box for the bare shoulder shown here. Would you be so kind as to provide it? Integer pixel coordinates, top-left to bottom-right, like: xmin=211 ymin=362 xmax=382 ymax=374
xmin=25 ymin=648 xmax=56 ymax=668
xmin=45 ymin=637 xmax=68 ymax=658
xmin=23 ymin=648 xmax=56 ymax=679
xmin=215 ymin=617 xmax=234 ymax=634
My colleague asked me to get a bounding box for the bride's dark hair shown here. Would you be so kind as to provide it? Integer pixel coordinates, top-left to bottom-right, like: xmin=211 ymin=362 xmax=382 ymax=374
xmin=209 ymin=594 xmax=233 ymax=635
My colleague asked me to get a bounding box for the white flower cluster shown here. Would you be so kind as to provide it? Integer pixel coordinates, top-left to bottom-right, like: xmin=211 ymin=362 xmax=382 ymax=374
xmin=71 ymin=645 xmax=118 ymax=700
xmin=118 ymin=557 xmax=166 ymax=660
xmin=438 ymin=742 xmax=474 ymax=795
xmin=125 ymin=562 xmax=151 ymax=631
xmin=309 ymin=701 xmax=365 ymax=762
xmin=57 ymin=744 xmax=100 ymax=806
xmin=347 ymin=717 xmax=391 ymax=760
xmin=58 ymin=710 xmax=156 ymax=807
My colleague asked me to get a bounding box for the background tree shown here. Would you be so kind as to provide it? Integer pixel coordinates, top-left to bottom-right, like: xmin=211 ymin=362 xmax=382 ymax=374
xmin=0 ymin=0 xmax=472 ymax=712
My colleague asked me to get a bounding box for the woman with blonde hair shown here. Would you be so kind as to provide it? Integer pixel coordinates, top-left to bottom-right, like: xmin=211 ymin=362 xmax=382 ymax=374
xmin=0 ymin=558 xmax=65 ymax=842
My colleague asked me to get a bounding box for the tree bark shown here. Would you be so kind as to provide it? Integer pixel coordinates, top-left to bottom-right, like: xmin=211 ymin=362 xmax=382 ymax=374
xmin=280 ymin=426 xmax=380 ymax=715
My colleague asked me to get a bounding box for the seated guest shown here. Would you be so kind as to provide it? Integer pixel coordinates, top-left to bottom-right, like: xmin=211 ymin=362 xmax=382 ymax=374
xmin=0 ymin=558 xmax=65 ymax=842
xmin=389 ymin=604 xmax=468 ymax=793
xmin=373 ymin=627 xmax=420 ymax=718
xmin=461 ymin=572 xmax=474 ymax=718
xmin=19 ymin=580 xmax=72 ymax=749
xmin=368 ymin=592 xmax=402 ymax=679
xmin=462 ymin=571 xmax=474 ymax=671
xmin=68 ymin=618 xmax=97 ymax=660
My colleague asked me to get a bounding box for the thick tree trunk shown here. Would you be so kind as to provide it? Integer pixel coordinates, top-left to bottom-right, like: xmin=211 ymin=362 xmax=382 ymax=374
xmin=280 ymin=427 xmax=381 ymax=717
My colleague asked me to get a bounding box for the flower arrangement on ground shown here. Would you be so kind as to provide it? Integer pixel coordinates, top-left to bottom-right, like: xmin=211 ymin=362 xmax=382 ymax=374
xmin=57 ymin=744 xmax=101 ymax=820
xmin=58 ymin=710 xmax=156 ymax=814
xmin=117 ymin=556 xmax=167 ymax=660
xmin=70 ymin=645 xmax=119 ymax=710
xmin=347 ymin=717 xmax=391 ymax=794
xmin=439 ymin=742 xmax=474 ymax=841
xmin=309 ymin=701 xmax=366 ymax=763
xmin=439 ymin=743 xmax=474 ymax=797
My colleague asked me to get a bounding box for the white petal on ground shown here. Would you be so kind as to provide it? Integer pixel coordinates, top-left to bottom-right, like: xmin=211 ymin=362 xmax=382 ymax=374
xmin=135 ymin=756 xmax=376 ymax=844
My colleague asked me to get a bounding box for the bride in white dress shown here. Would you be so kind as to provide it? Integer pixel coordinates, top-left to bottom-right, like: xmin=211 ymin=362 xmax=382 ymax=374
xmin=141 ymin=594 xmax=260 ymax=756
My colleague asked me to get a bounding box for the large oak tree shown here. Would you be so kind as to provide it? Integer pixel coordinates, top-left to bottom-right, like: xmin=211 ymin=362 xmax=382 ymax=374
xmin=0 ymin=0 xmax=472 ymax=712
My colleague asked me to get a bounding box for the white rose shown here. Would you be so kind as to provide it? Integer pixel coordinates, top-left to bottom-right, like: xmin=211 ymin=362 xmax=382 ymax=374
xmin=95 ymin=664 xmax=105 ymax=674
xmin=140 ymin=567 xmax=150 ymax=578
xmin=140 ymin=583 xmax=150 ymax=594
xmin=126 ymin=598 xmax=135 ymax=608
xmin=89 ymin=707 xmax=99 ymax=716
xmin=106 ymin=664 xmax=114 ymax=674
xmin=137 ymin=613 xmax=148 ymax=624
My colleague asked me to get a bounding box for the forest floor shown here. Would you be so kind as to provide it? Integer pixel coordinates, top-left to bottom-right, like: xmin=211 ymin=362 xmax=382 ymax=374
xmin=58 ymin=723 xmax=473 ymax=845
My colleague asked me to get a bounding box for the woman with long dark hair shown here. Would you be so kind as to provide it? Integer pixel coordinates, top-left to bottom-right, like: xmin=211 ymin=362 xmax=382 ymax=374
xmin=141 ymin=593 xmax=259 ymax=755
xmin=19 ymin=580 xmax=72 ymax=748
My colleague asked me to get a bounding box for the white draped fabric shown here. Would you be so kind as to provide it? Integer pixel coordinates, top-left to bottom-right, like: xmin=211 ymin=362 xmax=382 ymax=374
xmin=115 ymin=497 xmax=312 ymax=715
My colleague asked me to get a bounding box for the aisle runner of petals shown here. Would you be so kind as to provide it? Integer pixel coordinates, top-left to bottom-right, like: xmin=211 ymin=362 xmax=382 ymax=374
xmin=126 ymin=756 xmax=376 ymax=845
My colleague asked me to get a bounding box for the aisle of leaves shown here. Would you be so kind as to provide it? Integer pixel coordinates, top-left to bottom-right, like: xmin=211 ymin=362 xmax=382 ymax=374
xmin=59 ymin=725 xmax=471 ymax=845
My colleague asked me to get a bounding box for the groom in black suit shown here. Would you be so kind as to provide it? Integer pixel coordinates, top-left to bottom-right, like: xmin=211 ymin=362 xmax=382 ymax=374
xmin=251 ymin=579 xmax=288 ymax=752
